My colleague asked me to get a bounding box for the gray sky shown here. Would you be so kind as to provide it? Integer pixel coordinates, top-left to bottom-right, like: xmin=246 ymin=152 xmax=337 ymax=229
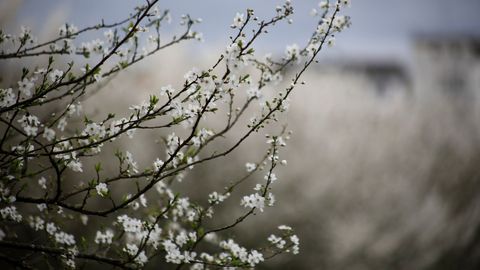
xmin=9 ymin=0 xmax=480 ymax=62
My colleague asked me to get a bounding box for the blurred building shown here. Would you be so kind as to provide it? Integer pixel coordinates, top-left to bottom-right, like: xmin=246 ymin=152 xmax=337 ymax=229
xmin=315 ymin=35 xmax=480 ymax=101
xmin=413 ymin=34 xmax=480 ymax=97
xmin=323 ymin=59 xmax=410 ymax=95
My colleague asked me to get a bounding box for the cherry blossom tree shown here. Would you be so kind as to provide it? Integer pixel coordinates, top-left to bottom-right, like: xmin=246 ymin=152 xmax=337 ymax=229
xmin=0 ymin=0 xmax=350 ymax=269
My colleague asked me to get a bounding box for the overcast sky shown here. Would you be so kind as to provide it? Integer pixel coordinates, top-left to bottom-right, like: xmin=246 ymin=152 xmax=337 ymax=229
xmin=7 ymin=0 xmax=480 ymax=62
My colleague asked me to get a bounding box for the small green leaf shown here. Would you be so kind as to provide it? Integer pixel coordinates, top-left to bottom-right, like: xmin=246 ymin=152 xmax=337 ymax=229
xmin=95 ymin=162 xmax=102 ymax=172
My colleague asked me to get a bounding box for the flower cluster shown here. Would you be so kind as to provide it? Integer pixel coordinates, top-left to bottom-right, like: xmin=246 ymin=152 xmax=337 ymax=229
xmin=0 ymin=206 xmax=22 ymax=222
xmin=220 ymin=239 xmax=265 ymax=267
xmin=95 ymin=183 xmax=109 ymax=197
xmin=94 ymin=229 xmax=114 ymax=244
xmin=17 ymin=114 xmax=40 ymax=136
xmin=0 ymin=0 xmax=350 ymax=268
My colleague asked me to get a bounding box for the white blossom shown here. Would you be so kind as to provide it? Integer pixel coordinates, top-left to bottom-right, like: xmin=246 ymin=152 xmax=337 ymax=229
xmin=232 ymin=13 xmax=245 ymax=28
xmin=146 ymin=224 xmax=163 ymax=249
xmin=285 ymin=43 xmax=300 ymax=60
xmin=183 ymin=251 xmax=197 ymax=263
xmin=160 ymin=85 xmax=175 ymax=96
xmin=43 ymin=127 xmax=56 ymax=141
xmin=38 ymin=177 xmax=47 ymax=189
xmin=80 ymin=215 xmax=88 ymax=225
xmin=83 ymin=122 xmax=106 ymax=138
xmin=163 ymin=239 xmax=184 ymax=264
xmin=80 ymin=39 xmax=104 ymax=54
xmin=0 ymin=206 xmax=22 ymax=222
xmin=37 ymin=203 xmax=47 ymax=212
xmin=49 ymin=69 xmax=64 ymax=82
xmin=65 ymin=258 xmax=75 ymax=269
xmin=264 ymin=172 xmax=278 ymax=183
xmin=220 ymin=239 xmax=248 ymax=262
xmin=19 ymin=26 xmax=32 ymax=41
xmin=246 ymin=87 xmax=262 ymax=99
xmin=17 ymin=114 xmax=40 ymax=136
xmin=266 ymin=192 xmax=276 ymax=206
xmin=153 ymin=158 xmax=164 ymax=172
xmin=175 ymin=231 xmax=189 ymax=247
xmin=135 ymin=251 xmax=148 ymax=266
xmin=67 ymin=102 xmax=82 ymax=116
xmin=0 ymin=88 xmax=16 ymax=107
xmin=34 ymin=68 xmax=47 ymax=75
xmin=117 ymin=215 xmax=142 ymax=233
xmin=245 ymin=162 xmax=256 ymax=172
xmin=278 ymin=225 xmax=292 ymax=231
xmin=247 ymin=250 xmax=264 ymax=266
xmin=268 ymin=234 xmax=286 ymax=249
xmin=95 ymin=229 xmax=114 ymax=245
xmin=57 ymin=117 xmax=68 ymax=131
xmin=183 ymin=68 xmax=198 ymax=83
xmin=208 ymin=192 xmax=230 ymax=205
xmin=29 ymin=216 xmax=45 ymax=231
xmin=54 ymin=231 xmax=76 ymax=246
xmin=327 ymin=37 xmax=335 ymax=47
xmin=46 ymin=222 xmax=57 ymax=235
xmin=139 ymin=194 xmax=147 ymax=207
xmin=240 ymin=193 xmax=265 ymax=212
xmin=67 ymin=159 xmax=83 ymax=172
xmin=124 ymin=151 xmax=139 ymax=173
xmin=290 ymin=234 xmax=300 ymax=254
xmin=59 ymin=23 xmax=78 ymax=36
xmin=95 ymin=183 xmax=109 ymax=197
xmin=18 ymin=78 xmax=35 ymax=97
xmin=104 ymin=29 xmax=114 ymax=44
